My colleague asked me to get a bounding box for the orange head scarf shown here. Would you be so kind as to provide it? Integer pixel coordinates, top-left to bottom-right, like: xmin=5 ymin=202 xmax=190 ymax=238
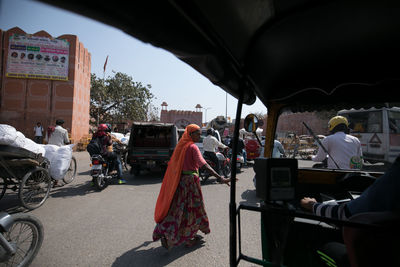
xmin=154 ymin=124 xmax=200 ymax=223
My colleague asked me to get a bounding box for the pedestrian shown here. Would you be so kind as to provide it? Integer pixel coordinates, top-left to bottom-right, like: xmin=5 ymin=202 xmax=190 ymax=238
xmin=153 ymin=124 xmax=231 ymax=250
xmin=312 ymin=116 xmax=363 ymax=169
xmin=33 ymin=122 xmax=44 ymax=144
xmin=272 ymin=138 xmax=285 ymax=158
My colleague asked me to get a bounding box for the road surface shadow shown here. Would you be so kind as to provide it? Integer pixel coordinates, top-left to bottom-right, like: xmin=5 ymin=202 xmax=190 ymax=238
xmin=0 ymin=192 xmax=28 ymax=213
xmin=78 ymin=170 xmax=91 ymax=176
xmin=239 ymin=189 xmax=259 ymax=206
xmin=49 ymin=181 xmax=103 ymax=198
xmin=124 ymin=169 xmax=165 ymax=185
xmin=112 ymin=240 xmax=205 ymax=267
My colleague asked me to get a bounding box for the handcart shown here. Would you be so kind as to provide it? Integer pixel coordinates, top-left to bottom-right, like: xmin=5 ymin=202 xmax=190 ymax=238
xmin=0 ymin=144 xmax=76 ymax=210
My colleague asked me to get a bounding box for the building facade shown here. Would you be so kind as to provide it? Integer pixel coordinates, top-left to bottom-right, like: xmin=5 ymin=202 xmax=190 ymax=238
xmin=159 ymin=102 xmax=202 ymax=128
xmin=0 ymin=27 xmax=91 ymax=143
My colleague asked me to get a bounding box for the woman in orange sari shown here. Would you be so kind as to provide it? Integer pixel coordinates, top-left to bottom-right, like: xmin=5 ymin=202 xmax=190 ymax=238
xmin=153 ymin=124 xmax=231 ymax=249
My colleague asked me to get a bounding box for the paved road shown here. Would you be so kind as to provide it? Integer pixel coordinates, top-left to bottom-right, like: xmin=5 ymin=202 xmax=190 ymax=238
xmin=1 ymin=152 xmax=271 ymax=266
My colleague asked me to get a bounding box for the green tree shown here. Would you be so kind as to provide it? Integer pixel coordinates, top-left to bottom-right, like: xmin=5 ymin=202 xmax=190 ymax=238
xmin=90 ymin=72 xmax=158 ymax=125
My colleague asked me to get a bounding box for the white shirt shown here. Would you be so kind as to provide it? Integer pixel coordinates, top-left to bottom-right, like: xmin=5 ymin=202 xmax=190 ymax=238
xmin=48 ymin=125 xmax=69 ymax=147
xmin=272 ymin=140 xmax=285 ymax=158
xmin=34 ymin=125 xmax=43 ymax=136
xmin=312 ymin=132 xmax=363 ymax=169
xmin=203 ymin=135 xmax=227 ymax=152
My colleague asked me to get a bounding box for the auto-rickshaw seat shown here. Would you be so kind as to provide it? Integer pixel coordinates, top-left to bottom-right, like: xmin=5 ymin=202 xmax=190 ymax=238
xmin=343 ymin=211 xmax=400 ymax=267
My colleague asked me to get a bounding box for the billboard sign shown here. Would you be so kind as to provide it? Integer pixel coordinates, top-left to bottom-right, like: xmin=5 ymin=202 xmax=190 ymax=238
xmin=6 ymin=34 xmax=69 ymax=81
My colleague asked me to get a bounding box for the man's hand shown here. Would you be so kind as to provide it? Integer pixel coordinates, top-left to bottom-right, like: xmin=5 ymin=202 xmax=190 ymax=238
xmin=300 ymin=197 xmax=317 ymax=211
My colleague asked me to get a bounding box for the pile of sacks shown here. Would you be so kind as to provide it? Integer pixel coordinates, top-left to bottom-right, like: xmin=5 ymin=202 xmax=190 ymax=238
xmin=111 ymin=132 xmax=129 ymax=144
xmin=0 ymin=124 xmax=73 ymax=180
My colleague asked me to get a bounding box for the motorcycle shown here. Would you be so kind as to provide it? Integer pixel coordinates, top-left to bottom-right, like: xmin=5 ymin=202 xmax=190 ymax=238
xmin=90 ymin=154 xmax=118 ymax=190
xmin=0 ymin=212 xmax=43 ymax=266
xmin=228 ymin=150 xmax=245 ymax=173
xmin=199 ymin=148 xmax=231 ymax=183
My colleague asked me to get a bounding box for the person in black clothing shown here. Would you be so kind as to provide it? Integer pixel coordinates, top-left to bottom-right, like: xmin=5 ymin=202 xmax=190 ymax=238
xmin=229 ymin=137 xmax=247 ymax=165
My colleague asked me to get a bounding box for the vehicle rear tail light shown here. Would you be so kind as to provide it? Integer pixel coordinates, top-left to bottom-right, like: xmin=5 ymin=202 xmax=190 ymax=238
xmin=92 ymin=159 xmax=100 ymax=165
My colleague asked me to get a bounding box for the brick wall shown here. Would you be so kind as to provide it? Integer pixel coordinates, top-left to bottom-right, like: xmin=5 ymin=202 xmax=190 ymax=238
xmin=0 ymin=27 xmax=90 ymax=144
xmin=276 ymin=112 xmax=329 ymax=136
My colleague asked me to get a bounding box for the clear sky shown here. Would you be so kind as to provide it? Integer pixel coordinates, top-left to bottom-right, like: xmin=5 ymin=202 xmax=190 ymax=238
xmin=0 ymin=0 xmax=267 ymax=122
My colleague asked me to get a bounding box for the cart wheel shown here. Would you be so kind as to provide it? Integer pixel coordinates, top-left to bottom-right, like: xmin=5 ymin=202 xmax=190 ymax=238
xmin=63 ymin=156 xmax=77 ymax=184
xmin=19 ymin=167 xmax=51 ymax=210
xmin=0 ymin=177 xmax=7 ymax=200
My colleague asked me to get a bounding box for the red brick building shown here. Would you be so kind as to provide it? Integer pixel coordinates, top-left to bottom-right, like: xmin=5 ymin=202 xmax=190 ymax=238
xmin=0 ymin=27 xmax=91 ymax=143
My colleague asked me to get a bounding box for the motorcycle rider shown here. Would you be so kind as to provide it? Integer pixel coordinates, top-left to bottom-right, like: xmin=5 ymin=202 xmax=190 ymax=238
xmin=92 ymin=124 xmax=126 ymax=184
xmin=203 ymin=128 xmax=228 ymax=175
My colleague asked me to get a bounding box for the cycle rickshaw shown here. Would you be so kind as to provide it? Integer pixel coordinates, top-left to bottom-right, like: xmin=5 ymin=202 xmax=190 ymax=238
xmin=39 ymin=0 xmax=400 ymax=266
xmin=0 ymin=144 xmax=77 ymax=210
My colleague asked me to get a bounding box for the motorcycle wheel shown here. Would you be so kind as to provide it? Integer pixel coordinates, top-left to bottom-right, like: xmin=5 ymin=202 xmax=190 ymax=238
xmin=0 ymin=177 xmax=7 ymax=201
xmin=94 ymin=175 xmax=108 ymax=190
xmin=223 ymin=163 xmax=231 ymax=178
xmin=0 ymin=213 xmax=44 ymax=266
xmin=199 ymin=170 xmax=209 ymax=183
xmin=236 ymin=163 xmax=242 ymax=173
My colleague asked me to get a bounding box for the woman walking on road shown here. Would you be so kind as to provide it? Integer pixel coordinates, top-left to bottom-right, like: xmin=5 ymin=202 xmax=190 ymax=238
xmin=153 ymin=124 xmax=231 ymax=249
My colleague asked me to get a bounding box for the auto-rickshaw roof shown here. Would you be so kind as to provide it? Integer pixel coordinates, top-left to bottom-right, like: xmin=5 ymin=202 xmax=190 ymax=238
xmin=40 ymin=0 xmax=400 ymax=110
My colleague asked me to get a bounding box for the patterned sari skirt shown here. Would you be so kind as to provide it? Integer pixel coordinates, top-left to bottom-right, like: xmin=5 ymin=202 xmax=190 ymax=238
xmin=153 ymin=172 xmax=210 ymax=247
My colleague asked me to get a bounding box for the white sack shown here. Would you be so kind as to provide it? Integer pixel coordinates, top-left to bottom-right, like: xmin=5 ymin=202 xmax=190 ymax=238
xmin=120 ymin=137 xmax=129 ymax=145
xmin=49 ymin=144 xmax=73 ymax=180
xmin=10 ymin=131 xmax=27 ymax=148
xmin=0 ymin=124 xmax=17 ymax=145
xmin=42 ymin=144 xmax=60 ymax=162
xmin=22 ymin=138 xmax=45 ymax=156
xmin=111 ymin=132 xmax=124 ymax=140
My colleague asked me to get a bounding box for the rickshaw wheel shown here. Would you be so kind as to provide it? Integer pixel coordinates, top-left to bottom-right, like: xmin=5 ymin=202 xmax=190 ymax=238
xmin=0 ymin=177 xmax=7 ymax=200
xmin=62 ymin=156 xmax=77 ymax=184
xmin=19 ymin=167 xmax=51 ymax=210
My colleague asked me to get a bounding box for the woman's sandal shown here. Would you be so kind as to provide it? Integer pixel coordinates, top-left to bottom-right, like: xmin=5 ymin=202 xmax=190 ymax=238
xmin=161 ymin=237 xmax=171 ymax=251
xmin=184 ymin=235 xmax=203 ymax=248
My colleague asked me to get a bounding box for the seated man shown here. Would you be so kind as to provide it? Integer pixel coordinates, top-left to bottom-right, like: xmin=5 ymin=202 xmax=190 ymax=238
xmin=312 ymin=116 xmax=363 ymax=170
xmin=301 ymin=155 xmax=400 ymax=267
xmin=301 ymin=155 xmax=400 ymax=219
xmin=203 ymin=128 xmax=228 ymax=174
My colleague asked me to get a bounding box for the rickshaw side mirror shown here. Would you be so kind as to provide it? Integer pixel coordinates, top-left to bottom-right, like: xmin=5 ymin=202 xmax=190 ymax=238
xmin=244 ymin=114 xmax=259 ymax=133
